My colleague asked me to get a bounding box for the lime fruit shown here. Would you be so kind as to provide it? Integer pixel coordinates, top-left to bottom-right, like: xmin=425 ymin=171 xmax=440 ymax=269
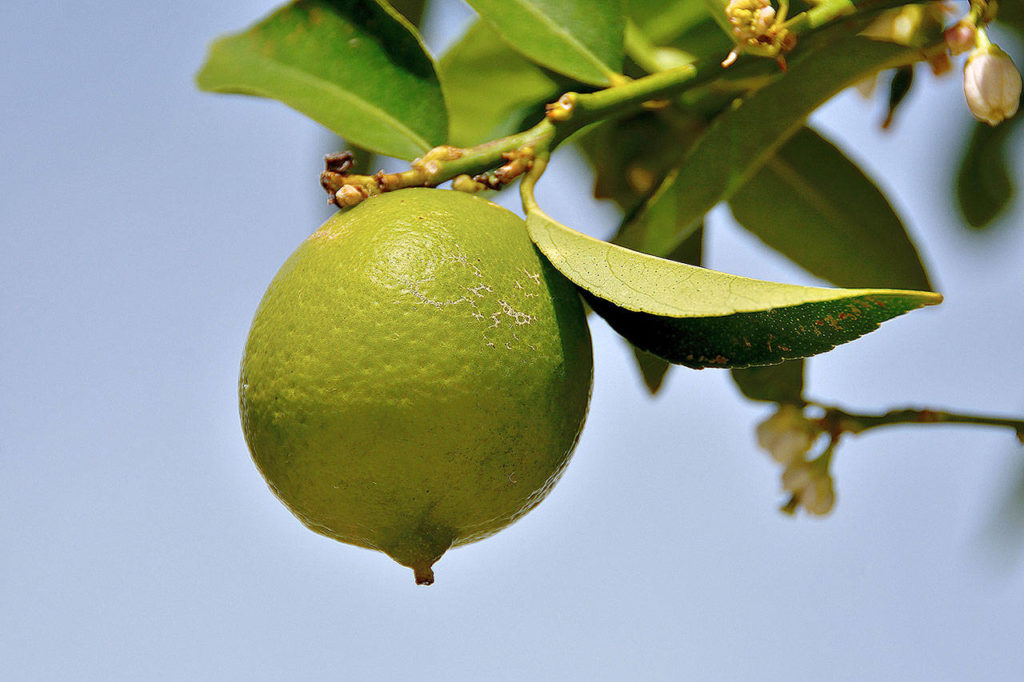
xmin=239 ymin=188 xmax=593 ymax=584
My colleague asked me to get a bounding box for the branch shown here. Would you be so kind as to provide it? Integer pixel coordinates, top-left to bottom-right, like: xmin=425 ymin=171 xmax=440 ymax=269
xmin=320 ymin=0 xmax=947 ymax=207
xmin=815 ymin=405 xmax=1024 ymax=442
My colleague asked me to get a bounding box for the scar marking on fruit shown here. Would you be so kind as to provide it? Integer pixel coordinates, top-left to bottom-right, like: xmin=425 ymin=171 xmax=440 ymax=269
xmin=498 ymin=300 xmax=536 ymax=325
xmin=398 ymin=276 xmax=473 ymax=308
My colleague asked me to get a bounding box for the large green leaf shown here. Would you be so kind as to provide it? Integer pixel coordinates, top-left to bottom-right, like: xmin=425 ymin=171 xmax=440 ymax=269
xmin=629 ymin=227 xmax=704 ymax=393
xmin=439 ymin=21 xmax=569 ymax=147
xmin=575 ymin=112 xmax=703 ymax=392
xmin=615 ymin=36 xmax=917 ymax=255
xmin=956 ymin=114 xmax=1021 ymax=229
xmin=730 ymin=126 xmax=932 ymax=290
xmin=464 ymin=0 xmax=625 ymax=85
xmin=527 ymin=212 xmax=941 ymax=368
xmin=196 ymin=0 xmax=446 ymax=160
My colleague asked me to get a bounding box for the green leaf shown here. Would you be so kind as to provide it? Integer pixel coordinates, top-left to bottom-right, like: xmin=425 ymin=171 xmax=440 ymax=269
xmin=956 ymin=114 xmax=1021 ymax=229
xmin=627 ymin=227 xmax=704 ymax=393
xmin=731 ymin=360 xmax=806 ymax=404
xmin=632 ymin=347 xmax=674 ymax=393
xmin=387 ymin=0 xmax=427 ymax=25
xmin=576 ymin=112 xmax=703 ymax=214
xmin=627 ymin=0 xmax=711 ymax=46
xmin=439 ymin=21 xmax=569 ymax=147
xmin=527 ymin=212 xmax=941 ymax=368
xmin=729 ymin=126 xmax=932 ymax=290
xmin=196 ymin=0 xmax=447 ymax=160
xmin=996 ymin=2 xmax=1024 ymax=36
xmin=463 ymin=0 xmax=625 ymax=85
xmin=615 ymin=36 xmax=918 ymax=256
xmin=698 ymin=0 xmax=732 ymax=37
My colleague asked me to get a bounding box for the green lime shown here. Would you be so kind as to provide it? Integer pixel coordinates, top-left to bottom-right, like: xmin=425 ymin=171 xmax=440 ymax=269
xmin=240 ymin=188 xmax=593 ymax=584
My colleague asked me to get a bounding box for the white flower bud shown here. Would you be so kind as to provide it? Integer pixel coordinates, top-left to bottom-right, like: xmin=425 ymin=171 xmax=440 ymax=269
xmin=963 ymin=45 xmax=1022 ymax=126
xmin=779 ymin=460 xmax=835 ymax=515
xmin=727 ymin=0 xmax=775 ymax=42
xmin=756 ymin=405 xmax=817 ymax=465
xmin=801 ymin=476 xmax=835 ymax=516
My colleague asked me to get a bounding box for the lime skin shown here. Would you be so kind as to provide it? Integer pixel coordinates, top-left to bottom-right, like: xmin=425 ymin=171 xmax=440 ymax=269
xmin=239 ymin=188 xmax=593 ymax=583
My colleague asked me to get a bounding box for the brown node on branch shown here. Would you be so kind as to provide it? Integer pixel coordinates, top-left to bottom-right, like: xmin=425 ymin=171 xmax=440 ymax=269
xmin=470 ymin=149 xmax=535 ymax=190
xmin=321 ymin=152 xmax=354 ymax=200
xmin=324 ymin=151 xmax=355 ymax=173
xmin=471 ymin=172 xmax=505 ymax=190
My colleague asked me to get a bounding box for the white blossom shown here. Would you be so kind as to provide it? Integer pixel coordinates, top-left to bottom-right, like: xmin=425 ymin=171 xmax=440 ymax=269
xmin=963 ymin=46 xmax=1022 ymax=126
xmin=756 ymin=405 xmax=817 ymax=465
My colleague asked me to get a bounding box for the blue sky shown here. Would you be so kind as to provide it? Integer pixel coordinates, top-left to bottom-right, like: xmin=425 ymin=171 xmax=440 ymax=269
xmin=3 ymin=1 xmax=1024 ymax=679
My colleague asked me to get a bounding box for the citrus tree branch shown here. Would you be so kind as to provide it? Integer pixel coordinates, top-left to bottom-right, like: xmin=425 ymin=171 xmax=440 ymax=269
xmin=320 ymin=0 xmax=945 ymax=207
xmin=815 ymin=405 xmax=1024 ymax=441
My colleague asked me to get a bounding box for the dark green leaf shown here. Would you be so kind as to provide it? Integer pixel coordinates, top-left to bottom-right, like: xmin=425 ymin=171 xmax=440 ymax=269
xmin=729 ymin=126 xmax=932 ymax=290
xmin=464 ymin=0 xmax=625 ymax=85
xmin=699 ymin=0 xmax=732 ymax=37
xmin=439 ymin=21 xmax=568 ymax=147
xmin=882 ymin=65 xmax=915 ymax=129
xmin=632 ymin=347 xmax=673 ymax=393
xmin=731 ymin=360 xmax=806 ymax=404
xmin=615 ymin=36 xmax=919 ymax=256
xmin=576 ymin=112 xmax=704 ymax=214
xmin=196 ymin=0 xmax=446 ymax=160
xmin=996 ymin=2 xmax=1024 ymax=36
xmin=956 ymin=113 xmax=1021 ymax=229
xmin=387 ymin=0 xmax=427 ymax=25
xmin=527 ymin=212 xmax=941 ymax=369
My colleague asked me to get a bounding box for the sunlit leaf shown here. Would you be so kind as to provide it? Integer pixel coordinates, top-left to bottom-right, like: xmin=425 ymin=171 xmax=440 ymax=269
xmin=615 ymin=36 xmax=919 ymax=255
xmin=464 ymin=0 xmax=625 ymax=85
xmin=439 ymin=21 xmax=569 ymax=147
xmin=628 ymin=228 xmax=703 ymax=393
xmin=527 ymin=212 xmax=941 ymax=368
xmin=730 ymin=126 xmax=932 ymax=290
xmin=196 ymin=0 xmax=446 ymax=160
